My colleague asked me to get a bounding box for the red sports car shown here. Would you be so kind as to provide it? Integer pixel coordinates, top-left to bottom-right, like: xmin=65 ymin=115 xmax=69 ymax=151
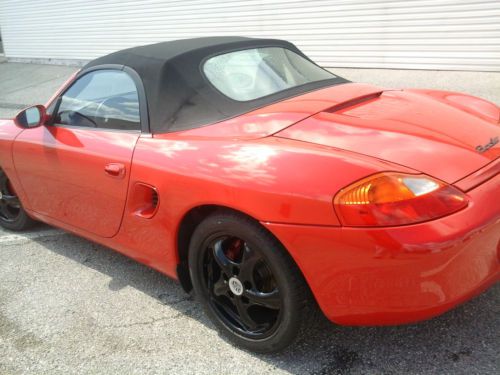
xmin=0 ymin=37 xmax=498 ymax=353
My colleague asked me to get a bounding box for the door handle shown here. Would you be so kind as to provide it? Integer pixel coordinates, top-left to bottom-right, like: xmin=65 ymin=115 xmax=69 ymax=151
xmin=104 ymin=163 xmax=126 ymax=178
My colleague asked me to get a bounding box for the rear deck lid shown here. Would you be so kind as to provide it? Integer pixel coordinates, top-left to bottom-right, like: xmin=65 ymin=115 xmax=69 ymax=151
xmin=276 ymin=89 xmax=499 ymax=183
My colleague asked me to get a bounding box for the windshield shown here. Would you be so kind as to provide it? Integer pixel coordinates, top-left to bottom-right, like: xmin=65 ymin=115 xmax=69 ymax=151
xmin=203 ymin=47 xmax=335 ymax=101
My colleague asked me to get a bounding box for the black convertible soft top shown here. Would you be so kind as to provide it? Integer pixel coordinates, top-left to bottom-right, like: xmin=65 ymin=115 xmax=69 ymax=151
xmin=83 ymin=37 xmax=348 ymax=133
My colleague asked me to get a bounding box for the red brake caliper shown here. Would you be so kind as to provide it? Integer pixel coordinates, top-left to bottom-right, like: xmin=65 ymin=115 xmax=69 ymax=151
xmin=226 ymin=239 xmax=243 ymax=262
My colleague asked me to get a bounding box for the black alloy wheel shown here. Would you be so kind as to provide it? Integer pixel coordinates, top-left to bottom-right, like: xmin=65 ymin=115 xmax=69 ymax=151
xmin=204 ymin=235 xmax=283 ymax=339
xmin=189 ymin=211 xmax=312 ymax=353
xmin=0 ymin=169 xmax=35 ymax=230
xmin=0 ymin=170 xmax=21 ymax=222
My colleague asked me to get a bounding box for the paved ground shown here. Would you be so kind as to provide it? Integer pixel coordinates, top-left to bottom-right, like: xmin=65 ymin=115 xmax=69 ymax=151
xmin=1 ymin=225 xmax=499 ymax=375
xmin=0 ymin=62 xmax=499 ymax=119
xmin=0 ymin=62 xmax=499 ymax=374
xmin=0 ymin=63 xmax=76 ymax=119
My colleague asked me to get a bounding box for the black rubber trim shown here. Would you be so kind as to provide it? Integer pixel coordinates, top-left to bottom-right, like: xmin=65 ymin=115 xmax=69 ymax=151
xmin=51 ymin=64 xmax=150 ymax=134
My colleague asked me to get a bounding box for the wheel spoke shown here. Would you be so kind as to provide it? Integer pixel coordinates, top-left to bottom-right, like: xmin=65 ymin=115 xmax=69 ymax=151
xmin=204 ymin=234 xmax=283 ymax=338
xmin=213 ymin=298 xmax=251 ymax=331
xmin=213 ymin=274 xmax=229 ymax=297
xmin=0 ymin=172 xmax=21 ymax=222
xmin=0 ymin=202 xmax=15 ymax=220
xmin=238 ymin=243 xmax=260 ymax=285
xmin=2 ymin=194 xmax=20 ymax=208
xmin=206 ymin=255 xmax=214 ymax=291
xmin=212 ymin=239 xmax=238 ymax=276
xmin=234 ymin=298 xmax=259 ymax=330
xmin=245 ymin=288 xmax=281 ymax=310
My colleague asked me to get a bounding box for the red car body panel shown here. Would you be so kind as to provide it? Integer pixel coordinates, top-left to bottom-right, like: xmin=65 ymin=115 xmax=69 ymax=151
xmin=277 ymin=88 xmax=500 ymax=183
xmin=165 ymin=83 xmax=386 ymax=140
xmin=0 ymin=77 xmax=498 ymax=325
xmin=13 ymin=126 xmax=139 ymax=237
xmin=265 ymin=171 xmax=499 ymax=325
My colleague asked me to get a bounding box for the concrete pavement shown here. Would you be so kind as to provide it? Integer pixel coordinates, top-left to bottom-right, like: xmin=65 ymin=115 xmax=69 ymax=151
xmin=0 ymin=62 xmax=499 ymax=119
xmin=0 ymin=63 xmax=75 ymax=119
xmin=0 ymin=224 xmax=499 ymax=374
xmin=0 ymin=61 xmax=499 ymax=374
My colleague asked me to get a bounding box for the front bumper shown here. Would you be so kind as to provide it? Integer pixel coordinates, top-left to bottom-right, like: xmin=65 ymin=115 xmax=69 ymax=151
xmin=264 ymin=173 xmax=499 ymax=326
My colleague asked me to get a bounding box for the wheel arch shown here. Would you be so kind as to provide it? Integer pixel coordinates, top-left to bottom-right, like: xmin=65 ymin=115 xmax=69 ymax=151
xmin=175 ymin=204 xmax=310 ymax=296
xmin=176 ymin=204 xmax=254 ymax=292
xmin=176 ymin=204 xmax=218 ymax=292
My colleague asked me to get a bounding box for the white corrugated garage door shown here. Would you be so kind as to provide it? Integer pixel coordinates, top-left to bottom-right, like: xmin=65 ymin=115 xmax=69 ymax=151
xmin=1 ymin=0 xmax=499 ymax=71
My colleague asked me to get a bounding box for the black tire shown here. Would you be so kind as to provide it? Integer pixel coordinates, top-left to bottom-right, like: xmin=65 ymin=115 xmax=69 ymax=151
xmin=0 ymin=169 xmax=35 ymax=231
xmin=188 ymin=211 xmax=311 ymax=353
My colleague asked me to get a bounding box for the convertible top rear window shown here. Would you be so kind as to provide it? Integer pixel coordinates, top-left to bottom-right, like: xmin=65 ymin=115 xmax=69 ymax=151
xmin=203 ymin=48 xmax=335 ymax=101
xmin=82 ymin=37 xmax=349 ymax=133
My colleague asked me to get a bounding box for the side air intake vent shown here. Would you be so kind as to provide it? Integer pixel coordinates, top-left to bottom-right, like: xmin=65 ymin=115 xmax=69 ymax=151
xmin=130 ymin=183 xmax=160 ymax=219
xmin=151 ymin=190 xmax=159 ymax=208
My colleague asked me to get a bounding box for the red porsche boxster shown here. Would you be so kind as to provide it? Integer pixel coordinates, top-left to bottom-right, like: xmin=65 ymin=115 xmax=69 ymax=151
xmin=0 ymin=37 xmax=498 ymax=352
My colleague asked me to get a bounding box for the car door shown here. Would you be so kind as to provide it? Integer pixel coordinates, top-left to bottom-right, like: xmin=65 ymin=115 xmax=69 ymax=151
xmin=13 ymin=68 xmax=146 ymax=238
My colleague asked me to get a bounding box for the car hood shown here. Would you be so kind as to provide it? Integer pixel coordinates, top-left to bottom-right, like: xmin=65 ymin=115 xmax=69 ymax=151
xmin=275 ymin=86 xmax=500 ymax=183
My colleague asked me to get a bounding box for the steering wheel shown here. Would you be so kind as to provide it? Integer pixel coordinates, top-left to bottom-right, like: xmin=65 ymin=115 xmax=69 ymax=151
xmin=95 ymin=97 xmax=126 ymax=124
xmin=57 ymin=110 xmax=97 ymax=127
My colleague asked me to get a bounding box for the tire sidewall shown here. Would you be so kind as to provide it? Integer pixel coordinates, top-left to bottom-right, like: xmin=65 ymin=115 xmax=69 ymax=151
xmin=0 ymin=209 xmax=32 ymax=231
xmin=188 ymin=213 xmax=303 ymax=353
xmin=0 ymin=171 xmax=34 ymax=231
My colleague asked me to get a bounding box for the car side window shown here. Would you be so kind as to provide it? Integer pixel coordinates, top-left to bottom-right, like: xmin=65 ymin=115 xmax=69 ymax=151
xmin=54 ymin=70 xmax=141 ymax=131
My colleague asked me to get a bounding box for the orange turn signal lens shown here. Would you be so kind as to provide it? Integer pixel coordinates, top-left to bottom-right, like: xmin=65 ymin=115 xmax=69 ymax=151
xmin=333 ymin=173 xmax=468 ymax=227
